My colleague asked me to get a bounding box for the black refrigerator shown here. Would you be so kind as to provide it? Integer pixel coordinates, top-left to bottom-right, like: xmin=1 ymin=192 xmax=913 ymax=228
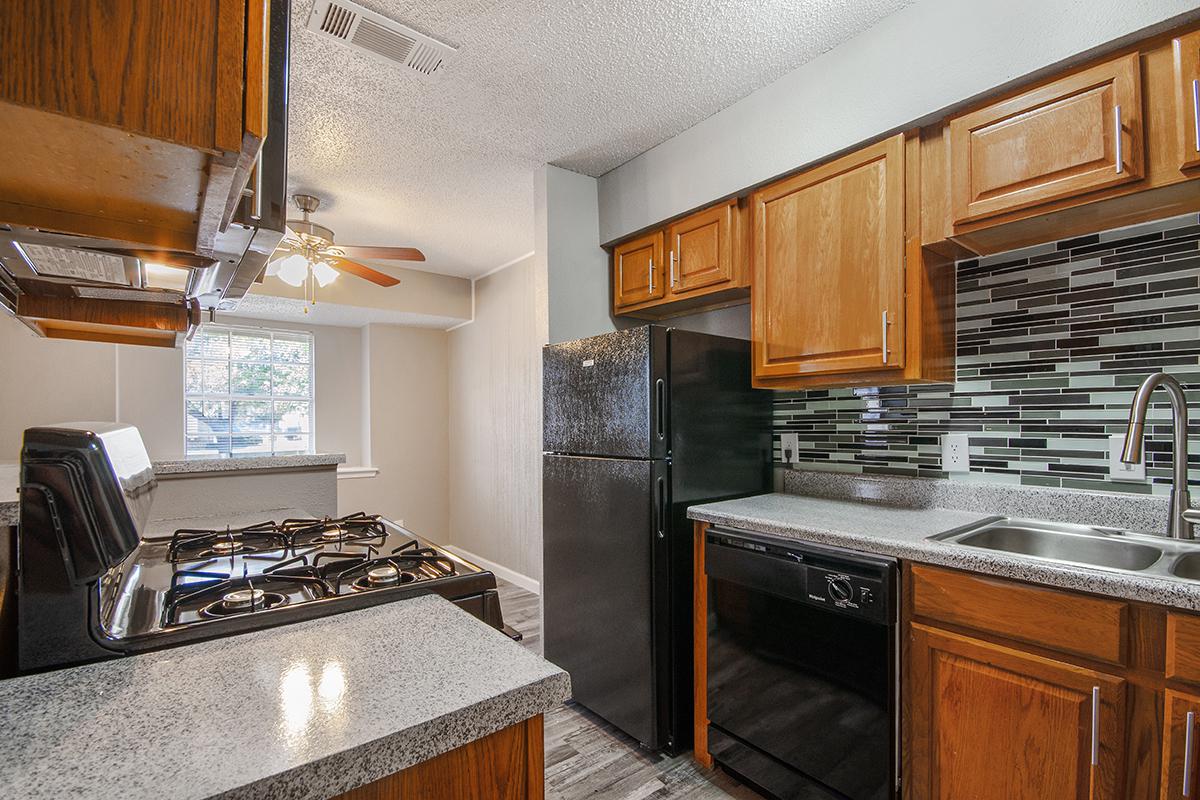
xmin=542 ymin=325 xmax=771 ymax=753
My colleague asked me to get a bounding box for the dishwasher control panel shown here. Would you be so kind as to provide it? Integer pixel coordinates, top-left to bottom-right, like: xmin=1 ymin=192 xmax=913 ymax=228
xmin=805 ymin=565 xmax=887 ymax=622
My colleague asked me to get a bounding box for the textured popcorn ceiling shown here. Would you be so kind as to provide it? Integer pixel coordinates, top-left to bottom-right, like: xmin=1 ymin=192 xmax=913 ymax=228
xmin=287 ymin=0 xmax=914 ymax=278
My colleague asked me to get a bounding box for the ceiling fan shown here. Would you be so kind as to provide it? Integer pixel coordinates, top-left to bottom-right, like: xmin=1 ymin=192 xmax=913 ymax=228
xmin=266 ymin=194 xmax=425 ymax=295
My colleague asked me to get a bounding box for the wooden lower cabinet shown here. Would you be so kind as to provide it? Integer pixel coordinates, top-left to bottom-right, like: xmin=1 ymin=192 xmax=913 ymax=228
xmin=332 ymin=715 xmax=544 ymax=800
xmin=909 ymin=623 xmax=1126 ymax=800
xmin=1163 ymin=691 xmax=1200 ymax=799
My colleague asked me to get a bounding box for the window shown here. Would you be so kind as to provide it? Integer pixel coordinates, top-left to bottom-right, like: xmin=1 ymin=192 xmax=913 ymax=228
xmin=184 ymin=325 xmax=314 ymax=458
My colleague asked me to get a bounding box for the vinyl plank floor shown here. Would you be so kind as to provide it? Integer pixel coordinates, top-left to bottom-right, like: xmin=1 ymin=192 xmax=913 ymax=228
xmin=496 ymin=580 xmax=759 ymax=800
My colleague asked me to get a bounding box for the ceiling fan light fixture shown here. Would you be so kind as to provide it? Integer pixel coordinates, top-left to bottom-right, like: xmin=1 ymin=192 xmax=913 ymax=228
xmin=277 ymin=254 xmax=310 ymax=287
xmin=311 ymin=259 xmax=340 ymax=287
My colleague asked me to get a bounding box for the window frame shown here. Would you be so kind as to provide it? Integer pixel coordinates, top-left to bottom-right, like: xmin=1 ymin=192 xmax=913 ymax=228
xmin=182 ymin=323 xmax=317 ymax=459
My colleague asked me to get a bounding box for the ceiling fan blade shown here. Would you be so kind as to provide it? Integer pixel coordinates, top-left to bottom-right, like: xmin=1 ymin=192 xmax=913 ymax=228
xmin=327 ymin=257 xmax=402 ymax=287
xmin=334 ymin=245 xmax=425 ymax=262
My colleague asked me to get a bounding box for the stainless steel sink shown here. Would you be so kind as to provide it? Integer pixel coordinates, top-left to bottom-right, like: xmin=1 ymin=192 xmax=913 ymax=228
xmin=1173 ymin=552 xmax=1200 ymax=581
xmin=931 ymin=517 xmax=1200 ymax=581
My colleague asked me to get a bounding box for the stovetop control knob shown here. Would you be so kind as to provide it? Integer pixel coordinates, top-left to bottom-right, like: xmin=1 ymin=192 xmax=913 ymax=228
xmin=828 ymin=576 xmax=854 ymax=603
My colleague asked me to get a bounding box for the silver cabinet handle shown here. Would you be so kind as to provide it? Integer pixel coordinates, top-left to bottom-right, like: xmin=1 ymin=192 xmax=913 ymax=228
xmin=1192 ymin=79 xmax=1199 ymax=155
xmin=251 ymin=150 xmax=263 ymax=220
xmin=1091 ymin=686 xmax=1101 ymax=767
xmin=669 ymin=250 xmax=678 ymax=287
xmin=1114 ymin=105 xmax=1123 ymax=174
xmin=1186 ymin=710 xmax=1196 ymax=798
xmin=881 ymin=310 xmax=890 ymax=363
xmin=648 ymin=258 xmax=655 ymax=293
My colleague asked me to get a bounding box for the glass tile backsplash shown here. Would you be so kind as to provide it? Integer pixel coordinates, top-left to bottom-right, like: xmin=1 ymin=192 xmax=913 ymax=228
xmin=772 ymin=213 xmax=1200 ymax=494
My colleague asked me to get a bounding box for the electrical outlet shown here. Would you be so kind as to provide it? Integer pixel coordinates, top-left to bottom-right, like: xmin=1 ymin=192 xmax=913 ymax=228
xmin=1109 ymin=434 xmax=1145 ymax=481
xmin=780 ymin=432 xmax=800 ymax=464
xmin=942 ymin=433 xmax=970 ymax=473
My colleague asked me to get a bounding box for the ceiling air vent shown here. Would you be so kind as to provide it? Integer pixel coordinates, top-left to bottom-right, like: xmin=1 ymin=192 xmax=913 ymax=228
xmin=306 ymin=0 xmax=457 ymax=77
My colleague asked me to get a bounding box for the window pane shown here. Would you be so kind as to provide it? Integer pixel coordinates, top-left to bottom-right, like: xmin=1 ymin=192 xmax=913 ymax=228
xmin=231 ymin=330 xmax=271 ymax=362
xmin=273 ymin=332 xmax=311 ymax=363
xmin=191 ymin=328 xmax=229 ymax=360
xmin=273 ymin=400 xmax=310 ymax=433
xmin=231 ymin=362 xmax=272 ymax=395
xmin=203 ymin=361 xmax=229 ymax=394
xmin=186 ymin=400 xmax=229 ymax=436
xmin=230 ymin=432 xmax=271 ymax=456
xmin=186 ymin=435 xmax=228 ymax=458
xmin=232 ymin=400 xmax=272 ymax=433
xmin=185 ymin=361 xmax=203 ymax=395
xmin=273 ymin=433 xmax=310 ymax=453
xmin=272 ymin=363 xmax=310 ymax=397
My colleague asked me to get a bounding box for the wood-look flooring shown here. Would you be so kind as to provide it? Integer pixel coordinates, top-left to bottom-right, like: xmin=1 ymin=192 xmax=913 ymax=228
xmin=496 ymin=580 xmax=759 ymax=800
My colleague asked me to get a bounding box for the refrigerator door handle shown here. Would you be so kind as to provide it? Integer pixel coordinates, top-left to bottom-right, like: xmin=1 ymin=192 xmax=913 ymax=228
xmin=655 ymin=378 xmax=666 ymax=442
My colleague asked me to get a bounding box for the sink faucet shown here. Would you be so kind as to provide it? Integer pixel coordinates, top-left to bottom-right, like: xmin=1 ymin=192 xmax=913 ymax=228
xmin=1121 ymin=372 xmax=1196 ymax=540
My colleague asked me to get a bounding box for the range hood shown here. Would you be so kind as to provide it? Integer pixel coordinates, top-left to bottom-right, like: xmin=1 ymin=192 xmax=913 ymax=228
xmin=0 ymin=0 xmax=289 ymax=348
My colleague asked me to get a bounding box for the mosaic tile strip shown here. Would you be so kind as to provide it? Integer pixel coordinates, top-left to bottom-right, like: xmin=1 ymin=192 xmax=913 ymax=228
xmin=772 ymin=213 xmax=1200 ymax=495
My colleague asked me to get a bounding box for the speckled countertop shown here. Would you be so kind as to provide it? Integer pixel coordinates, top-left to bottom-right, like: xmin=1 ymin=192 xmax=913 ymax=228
xmin=153 ymin=452 xmax=346 ymax=475
xmin=0 ymin=595 xmax=570 ymax=800
xmin=0 ymin=463 xmax=16 ymax=526
xmin=688 ymin=472 xmax=1200 ymax=611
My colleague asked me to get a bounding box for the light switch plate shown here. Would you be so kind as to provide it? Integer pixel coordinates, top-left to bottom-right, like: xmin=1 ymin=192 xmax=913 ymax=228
xmin=780 ymin=432 xmax=800 ymax=464
xmin=1109 ymin=434 xmax=1145 ymax=481
xmin=942 ymin=433 xmax=970 ymax=473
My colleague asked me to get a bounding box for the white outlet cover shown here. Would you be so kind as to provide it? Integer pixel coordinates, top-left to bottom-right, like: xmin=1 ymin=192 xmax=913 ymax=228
xmin=1109 ymin=434 xmax=1146 ymax=481
xmin=781 ymin=432 xmax=800 ymax=463
xmin=942 ymin=433 xmax=970 ymax=473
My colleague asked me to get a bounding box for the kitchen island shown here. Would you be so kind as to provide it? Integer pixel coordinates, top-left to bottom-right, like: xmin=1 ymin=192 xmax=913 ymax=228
xmin=0 ymin=594 xmax=569 ymax=800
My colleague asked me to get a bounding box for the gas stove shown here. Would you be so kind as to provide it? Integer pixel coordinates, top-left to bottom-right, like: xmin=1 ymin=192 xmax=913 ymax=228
xmin=13 ymin=424 xmax=508 ymax=674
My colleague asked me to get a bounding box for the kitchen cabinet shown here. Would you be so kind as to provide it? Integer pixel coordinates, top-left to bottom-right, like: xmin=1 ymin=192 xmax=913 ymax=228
xmin=612 ymin=231 xmax=665 ymax=311
xmin=750 ymin=132 xmax=955 ymax=389
xmin=611 ymin=200 xmax=749 ymax=319
xmin=0 ymin=0 xmax=270 ymax=256
xmin=1162 ymin=691 xmax=1200 ymax=800
xmin=931 ymin=26 xmax=1200 ymax=255
xmin=909 ymin=623 xmax=1126 ymax=800
xmin=949 ymin=53 xmax=1144 ymax=226
xmin=1176 ymin=30 xmax=1200 ymax=170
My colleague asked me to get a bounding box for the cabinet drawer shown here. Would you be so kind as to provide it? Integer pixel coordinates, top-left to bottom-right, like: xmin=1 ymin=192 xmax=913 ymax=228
xmin=910 ymin=564 xmax=1129 ymax=665
xmin=949 ymin=52 xmax=1143 ymax=225
xmin=1168 ymin=612 xmax=1200 ymax=684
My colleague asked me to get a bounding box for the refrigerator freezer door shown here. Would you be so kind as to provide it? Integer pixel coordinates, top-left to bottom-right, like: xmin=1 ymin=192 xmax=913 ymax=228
xmin=543 ymin=453 xmax=667 ymax=748
xmin=543 ymin=326 xmax=668 ymax=459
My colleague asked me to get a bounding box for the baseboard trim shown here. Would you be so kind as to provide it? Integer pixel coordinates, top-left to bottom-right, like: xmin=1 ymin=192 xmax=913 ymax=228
xmin=441 ymin=544 xmax=540 ymax=595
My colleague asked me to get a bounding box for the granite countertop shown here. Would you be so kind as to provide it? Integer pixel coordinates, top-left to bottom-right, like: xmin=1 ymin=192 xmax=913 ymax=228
xmin=0 ymin=595 xmax=570 ymax=800
xmin=0 ymin=463 xmax=16 ymax=526
xmin=153 ymin=452 xmax=346 ymax=475
xmin=688 ymin=491 xmax=1200 ymax=611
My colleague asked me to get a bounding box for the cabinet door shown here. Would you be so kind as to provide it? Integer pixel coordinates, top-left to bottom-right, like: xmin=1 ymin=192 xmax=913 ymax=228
xmin=909 ymin=624 xmax=1127 ymax=800
xmin=949 ymin=52 xmax=1143 ymax=225
xmin=1163 ymin=690 xmax=1200 ymax=800
xmin=612 ymin=231 xmax=665 ymax=310
xmin=666 ymin=201 xmax=735 ymax=295
xmin=1176 ymin=31 xmax=1200 ymax=170
xmin=751 ymin=133 xmax=905 ymax=380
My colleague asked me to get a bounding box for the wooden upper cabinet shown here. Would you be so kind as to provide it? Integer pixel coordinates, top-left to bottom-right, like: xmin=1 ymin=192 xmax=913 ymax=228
xmin=909 ymin=623 xmax=1127 ymax=800
xmin=666 ymin=201 xmax=736 ymax=295
xmin=0 ymin=0 xmax=269 ymax=255
xmin=950 ymin=52 xmax=1143 ymax=225
xmin=612 ymin=231 xmax=665 ymax=311
xmin=1176 ymin=30 xmax=1200 ymax=170
xmin=752 ymin=134 xmax=906 ymax=381
xmin=1162 ymin=690 xmax=1200 ymax=800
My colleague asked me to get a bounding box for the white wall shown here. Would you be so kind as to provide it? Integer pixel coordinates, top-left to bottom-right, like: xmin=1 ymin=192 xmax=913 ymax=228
xmin=446 ymin=255 xmax=544 ymax=586
xmin=336 ymin=324 xmax=451 ymax=539
xmin=596 ymin=0 xmax=1200 ymax=243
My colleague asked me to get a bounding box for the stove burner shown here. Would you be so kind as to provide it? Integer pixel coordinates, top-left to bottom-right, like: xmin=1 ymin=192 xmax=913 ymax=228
xmin=350 ymin=564 xmax=418 ymax=592
xmin=168 ymin=521 xmax=288 ymax=563
xmin=367 ymin=565 xmax=399 ymax=585
xmin=320 ymin=525 xmax=347 ymax=541
xmin=210 ymin=540 xmax=245 ymax=556
xmin=200 ymin=587 xmax=287 ymax=618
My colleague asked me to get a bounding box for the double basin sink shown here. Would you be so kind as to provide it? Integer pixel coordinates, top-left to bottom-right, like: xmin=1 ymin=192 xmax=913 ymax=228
xmin=931 ymin=517 xmax=1200 ymax=581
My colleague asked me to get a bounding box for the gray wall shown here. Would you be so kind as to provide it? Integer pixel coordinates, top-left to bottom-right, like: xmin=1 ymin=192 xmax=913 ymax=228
xmin=596 ymin=0 xmax=1200 ymax=243
xmin=446 ymin=255 xmax=545 ymax=583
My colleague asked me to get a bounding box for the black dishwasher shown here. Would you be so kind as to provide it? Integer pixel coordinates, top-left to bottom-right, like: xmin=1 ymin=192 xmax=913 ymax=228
xmin=705 ymin=527 xmax=898 ymax=800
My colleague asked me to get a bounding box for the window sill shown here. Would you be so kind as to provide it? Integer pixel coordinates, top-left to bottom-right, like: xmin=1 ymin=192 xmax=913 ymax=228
xmin=337 ymin=465 xmax=380 ymax=481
